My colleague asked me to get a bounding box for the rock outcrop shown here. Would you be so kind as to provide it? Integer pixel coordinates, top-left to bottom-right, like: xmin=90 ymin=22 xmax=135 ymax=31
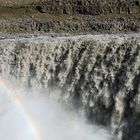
xmin=0 ymin=0 xmax=140 ymax=33
xmin=1 ymin=0 xmax=140 ymax=15
xmin=0 ymin=14 xmax=140 ymax=33
xmin=39 ymin=0 xmax=140 ymax=15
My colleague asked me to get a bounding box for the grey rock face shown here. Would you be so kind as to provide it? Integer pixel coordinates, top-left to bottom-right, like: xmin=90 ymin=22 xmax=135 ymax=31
xmin=0 ymin=15 xmax=140 ymax=33
xmin=1 ymin=0 xmax=140 ymax=15
xmin=0 ymin=34 xmax=140 ymax=140
xmin=40 ymin=0 xmax=140 ymax=15
xmin=0 ymin=0 xmax=140 ymax=33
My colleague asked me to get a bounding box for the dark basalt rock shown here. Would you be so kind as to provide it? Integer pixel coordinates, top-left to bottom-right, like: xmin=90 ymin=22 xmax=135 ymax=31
xmin=0 ymin=0 xmax=140 ymax=33
xmin=38 ymin=0 xmax=140 ymax=15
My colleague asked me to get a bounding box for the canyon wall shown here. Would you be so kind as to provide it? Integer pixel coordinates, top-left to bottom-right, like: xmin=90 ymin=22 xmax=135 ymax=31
xmin=0 ymin=0 xmax=140 ymax=33
xmin=0 ymin=0 xmax=140 ymax=15
xmin=39 ymin=0 xmax=140 ymax=15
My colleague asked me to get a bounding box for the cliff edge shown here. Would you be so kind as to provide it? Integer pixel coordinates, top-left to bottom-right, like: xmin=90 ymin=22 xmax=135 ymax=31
xmin=0 ymin=0 xmax=140 ymax=33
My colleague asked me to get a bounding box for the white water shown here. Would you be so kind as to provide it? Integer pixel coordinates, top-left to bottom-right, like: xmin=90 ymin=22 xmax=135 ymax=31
xmin=0 ymin=81 xmax=113 ymax=140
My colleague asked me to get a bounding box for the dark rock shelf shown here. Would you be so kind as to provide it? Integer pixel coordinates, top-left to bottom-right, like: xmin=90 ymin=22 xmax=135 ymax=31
xmin=0 ymin=0 xmax=140 ymax=34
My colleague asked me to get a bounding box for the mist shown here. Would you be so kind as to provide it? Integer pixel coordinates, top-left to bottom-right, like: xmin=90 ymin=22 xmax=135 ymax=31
xmin=0 ymin=80 xmax=113 ymax=140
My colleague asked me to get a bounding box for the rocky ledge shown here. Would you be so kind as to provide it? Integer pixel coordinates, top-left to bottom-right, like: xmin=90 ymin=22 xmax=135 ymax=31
xmin=0 ymin=0 xmax=140 ymax=33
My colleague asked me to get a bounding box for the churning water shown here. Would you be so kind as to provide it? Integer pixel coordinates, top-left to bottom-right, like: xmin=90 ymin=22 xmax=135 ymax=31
xmin=0 ymin=78 xmax=113 ymax=140
xmin=1 ymin=33 xmax=140 ymax=140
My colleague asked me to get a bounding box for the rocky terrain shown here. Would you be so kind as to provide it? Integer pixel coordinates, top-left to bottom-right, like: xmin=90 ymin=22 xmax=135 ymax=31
xmin=0 ymin=0 xmax=140 ymax=33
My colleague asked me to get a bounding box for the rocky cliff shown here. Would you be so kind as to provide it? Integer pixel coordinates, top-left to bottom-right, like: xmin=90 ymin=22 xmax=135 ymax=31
xmin=0 ymin=33 xmax=140 ymax=140
xmin=0 ymin=14 xmax=140 ymax=33
xmin=0 ymin=0 xmax=140 ymax=33
xmin=0 ymin=0 xmax=140 ymax=15
xmin=38 ymin=0 xmax=140 ymax=15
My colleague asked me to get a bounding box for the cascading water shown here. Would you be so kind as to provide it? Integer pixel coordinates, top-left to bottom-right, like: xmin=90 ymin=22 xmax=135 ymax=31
xmin=0 ymin=33 xmax=140 ymax=140
xmin=0 ymin=78 xmax=112 ymax=140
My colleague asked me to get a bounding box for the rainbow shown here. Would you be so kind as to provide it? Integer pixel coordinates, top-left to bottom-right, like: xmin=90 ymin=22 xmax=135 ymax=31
xmin=0 ymin=78 xmax=42 ymax=140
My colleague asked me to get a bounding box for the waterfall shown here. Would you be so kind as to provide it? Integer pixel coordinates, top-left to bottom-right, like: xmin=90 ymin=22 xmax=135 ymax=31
xmin=0 ymin=33 xmax=140 ymax=140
